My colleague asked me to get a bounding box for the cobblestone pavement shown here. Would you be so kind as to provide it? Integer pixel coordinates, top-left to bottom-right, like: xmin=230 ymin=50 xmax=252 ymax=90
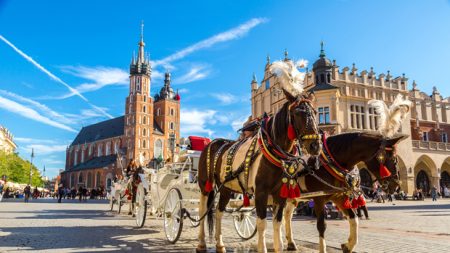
xmin=0 ymin=198 xmax=449 ymax=252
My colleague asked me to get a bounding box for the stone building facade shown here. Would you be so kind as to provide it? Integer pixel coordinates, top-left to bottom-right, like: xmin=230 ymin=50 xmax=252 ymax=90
xmin=61 ymin=26 xmax=181 ymax=191
xmin=251 ymin=46 xmax=450 ymax=195
xmin=0 ymin=125 xmax=16 ymax=153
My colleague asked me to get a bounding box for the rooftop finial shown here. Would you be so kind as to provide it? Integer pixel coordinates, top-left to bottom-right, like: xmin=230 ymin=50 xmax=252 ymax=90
xmin=252 ymin=72 xmax=257 ymax=82
xmin=266 ymin=54 xmax=270 ymax=64
xmin=284 ymin=48 xmax=289 ymax=60
xmin=140 ymin=20 xmax=144 ymax=42
xmin=319 ymin=41 xmax=326 ymax=58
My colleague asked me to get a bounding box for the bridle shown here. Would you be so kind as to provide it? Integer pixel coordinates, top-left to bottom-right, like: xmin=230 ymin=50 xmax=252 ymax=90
xmin=372 ymin=141 xmax=400 ymax=188
xmin=287 ymin=98 xmax=321 ymax=143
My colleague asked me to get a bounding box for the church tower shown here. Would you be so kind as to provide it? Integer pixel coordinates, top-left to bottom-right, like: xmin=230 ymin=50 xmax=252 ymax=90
xmin=154 ymin=71 xmax=181 ymax=161
xmin=125 ymin=22 xmax=154 ymax=165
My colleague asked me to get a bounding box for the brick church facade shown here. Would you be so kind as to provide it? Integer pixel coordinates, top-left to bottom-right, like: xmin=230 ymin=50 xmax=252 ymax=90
xmin=61 ymin=26 xmax=180 ymax=190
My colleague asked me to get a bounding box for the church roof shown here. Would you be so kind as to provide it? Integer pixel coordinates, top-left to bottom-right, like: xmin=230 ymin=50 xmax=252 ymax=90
xmin=310 ymin=83 xmax=339 ymax=92
xmin=70 ymin=154 xmax=117 ymax=171
xmin=153 ymin=120 xmax=164 ymax=135
xmin=71 ymin=116 xmax=124 ymax=146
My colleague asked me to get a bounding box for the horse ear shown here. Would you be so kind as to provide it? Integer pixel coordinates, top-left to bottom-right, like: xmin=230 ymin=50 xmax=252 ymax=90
xmin=387 ymin=134 xmax=408 ymax=146
xmin=282 ymin=88 xmax=296 ymax=103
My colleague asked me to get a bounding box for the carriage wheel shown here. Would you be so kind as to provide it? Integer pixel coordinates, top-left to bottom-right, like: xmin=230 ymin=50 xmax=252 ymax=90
xmin=233 ymin=209 xmax=257 ymax=240
xmin=164 ymin=188 xmax=183 ymax=243
xmin=135 ymin=184 xmax=147 ymax=228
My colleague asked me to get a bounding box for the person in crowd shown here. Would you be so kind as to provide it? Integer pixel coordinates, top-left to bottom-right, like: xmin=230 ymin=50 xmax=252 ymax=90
xmin=58 ymin=184 xmax=64 ymax=203
xmin=431 ymin=185 xmax=438 ymax=201
xmin=78 ymin=186 xmax=83 ymax=202
xmin=308 ymin=199 xmax=315 ymax=217
xmin=24 ymin=185 xmax=31 ymax=203
xmin=82 ymin=187 xmax=88 ymax=202
xmin=0 ymin=181 xmax=4 ymax=202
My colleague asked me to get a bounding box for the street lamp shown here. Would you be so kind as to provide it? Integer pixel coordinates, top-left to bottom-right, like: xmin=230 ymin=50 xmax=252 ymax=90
xmin=169 ymin=133 xmax=175 ymax=163
xmin=29 ymin=148 xmax=34 ymax=186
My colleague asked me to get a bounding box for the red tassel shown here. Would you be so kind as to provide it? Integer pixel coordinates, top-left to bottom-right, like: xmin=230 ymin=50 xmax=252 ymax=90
xmin=357 ymin=195 xmax=366 ymax=206
xmin=243 ymin=194 xmax=250 ymax=207
xmin=351 ymin=198 xmax=359 ymax=209
xmin=342 ymin=196 xmax=352 ymax=209
xmin=293 ymin=184 xmax=301 ymax=198
xmin=288 ymin=184 xmax=301 ymax=198
xmin=379 ymin=164 xmax=391 ymax=178
xmin=287 ymin=124 xmax=296 ymax=140
xmin=280 ymin=183 xmax=289 ymax=198
xmin=204 ymin=180 xmax=213 ymax=193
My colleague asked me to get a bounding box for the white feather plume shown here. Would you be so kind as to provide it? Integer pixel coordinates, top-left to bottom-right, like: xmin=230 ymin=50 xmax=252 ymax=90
xmin=269 ymin=60 xmax=305 ymax=96
xmin=368 ymin=94 xmax=412 ymax=138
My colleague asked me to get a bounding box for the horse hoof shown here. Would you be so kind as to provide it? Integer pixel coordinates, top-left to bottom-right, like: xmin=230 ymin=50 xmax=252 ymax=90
xmin=341 ymin=243 xmax=351 ymax=253
xmin=216 ymin=246 xmax=226 ymax=253
xmin=196 ymin=245 xmax=206 ymax=253
xmin=287 ymin=242 xmax=298 ymax=251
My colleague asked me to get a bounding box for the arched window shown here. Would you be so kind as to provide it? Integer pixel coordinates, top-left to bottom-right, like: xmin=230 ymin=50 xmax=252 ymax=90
xmin=143 ymin=128 xmax=147 ymax=136
xmin=97 ymin=144 xmax=103 ymax=156
xmin=143 ymin=106 xmax=146 ymax=113
xmin=105 ymin=142 xmax=111 ymax=156
xmin=170 ymin=108 xmax=174 ymax=116
xmin=157 ymin=108 xmax=161 ymax=116
xmin=154 ymin=139 xmax=163 ymax=159
xmin=170 ymin=122 xmax=175 ymax=130
xmin=87 ymin=172 xmax=93 ymax=188
xmin=327 ymin=73 xmax=331 ymax=83
xmin=74 ymin=151 xmax=78 ymax=166
xmin=143 ymin=140 xmax=146 ymax=148
xmin=143 ymin=116 xmax=147 ymax=124
xmin=144 ymin=96 xmax=147 ymax=102
xmin=96 ymin=172 xmax=101 ymax=188
xmin=320 ymin=74 xmax=325 ymax=83
xmin=89 ymin=145 xmax=93 ymax=156
xmin=114 ymin=142 xmax=119 ymax=154
xmin=81 ymin=149 xmax=85 ymax=163
xmin=78 ymin=172 xmax=84 ymax=184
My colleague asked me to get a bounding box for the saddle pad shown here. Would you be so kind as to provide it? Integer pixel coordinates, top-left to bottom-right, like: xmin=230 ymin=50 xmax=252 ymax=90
xmin=219 ymin=136 xmax=262 ymax=193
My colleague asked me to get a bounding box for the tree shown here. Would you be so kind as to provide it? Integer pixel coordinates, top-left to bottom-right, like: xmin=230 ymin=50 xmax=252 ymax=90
xmin=0 ymin=151 xmax=44 ymax=186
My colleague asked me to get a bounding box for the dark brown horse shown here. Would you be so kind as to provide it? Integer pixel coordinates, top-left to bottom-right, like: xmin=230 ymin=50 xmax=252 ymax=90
xmin=284 ymin=132 xmax=406 ymax=253
xmin=196 ymin=90 xmax=322 ymax=253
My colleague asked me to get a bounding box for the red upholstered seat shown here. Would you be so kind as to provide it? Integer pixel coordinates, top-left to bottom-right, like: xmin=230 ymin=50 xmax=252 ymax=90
xmin=189 ymin=136 xmax=211 ymax=151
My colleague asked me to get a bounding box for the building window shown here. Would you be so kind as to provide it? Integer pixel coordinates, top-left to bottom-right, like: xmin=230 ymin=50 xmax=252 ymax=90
xmin=170 ymin=122 xmax=174 ymax=130
xmin=442 ymin=133 xmax=448 ymax=143
xmin=89 ymin=145 xmax=93 ymax=156
xmin=350 ymin=105 xmax=366 ymax=129
xmin=143 ymin=116 xmax=147 ymax=125
xmin=114 ymin=142 xmax=119 ymax=154
xmin=143 ymin=106 xmax=146 ymax=113
xmin=318 ymin=107 xmax=330 ymax=124
xmin=157 ymin=108 xmax=161 ymax=116
xmin=143 ymin=140 xmax=146 ymax=149
xmin=143 ymin=128 xmax=147 ymax=136
xmin=81 ymin=149 xmax=85 ymax=163
xmin=154 ymin=139 xmax=163 ymax=159
xmin=74 ymin=151 xmax=78 ymax=166
xmin=368 ymin=108 xmax=380 ymax=130
xmin=265 ymin=80 xmax=270 ymax=89
xmin=144 ymin=96 xmax=147 ymax=102
xmin=422 ymin=132 xmax=429 ymax=142
xmin=105 ymin=142 xmax=111 ymax=156
xmin=97 ymin=144 xmax=103 ymax=157
xmin=170 ymin=108 xmax=174 ymax=116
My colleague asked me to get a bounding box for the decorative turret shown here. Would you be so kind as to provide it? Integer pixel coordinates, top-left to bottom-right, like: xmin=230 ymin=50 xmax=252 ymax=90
xmin=311 ymin=42 xmax=336 ymax=92
xmin=130 ymin=21 xmax=151 ymax=76
xmin=251 ymin=73 xmax=258 ymax=91
xmin=156 ymin=71 xmax=176 ymax=101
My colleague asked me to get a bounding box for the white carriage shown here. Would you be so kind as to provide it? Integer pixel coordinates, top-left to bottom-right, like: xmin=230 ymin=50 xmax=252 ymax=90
xmin=109 ymin=178 xmax=128 ymax=214
xmin=134 ymin=146 xmax=257 ymax=244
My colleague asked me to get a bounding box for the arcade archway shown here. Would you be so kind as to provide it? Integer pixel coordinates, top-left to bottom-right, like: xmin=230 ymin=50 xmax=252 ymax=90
xmin=416 ymin=170 xmax=430 ymax=194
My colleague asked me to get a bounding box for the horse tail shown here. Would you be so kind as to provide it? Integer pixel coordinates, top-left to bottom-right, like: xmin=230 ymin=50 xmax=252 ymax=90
xmin=206 ymin=189 xmax=215 ymax=238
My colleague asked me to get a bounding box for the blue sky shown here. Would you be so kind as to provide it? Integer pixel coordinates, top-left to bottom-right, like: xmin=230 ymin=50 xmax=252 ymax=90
xmin=1 ymin=0 xmax=450 ymax=178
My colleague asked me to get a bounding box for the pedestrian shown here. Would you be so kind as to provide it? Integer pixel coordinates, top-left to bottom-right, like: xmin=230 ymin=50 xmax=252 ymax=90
xmin=24 ymin=185 xmax=31 ymax=203
xmin=58 ymin=184 xmax=64 ymax=203
xmin=431 ymin=185 xmax=438 ymax=201
xmin=0 ymin=181 xmax=4 ymax=202
xmin=78 ymin=186 xmax=83 ymax=202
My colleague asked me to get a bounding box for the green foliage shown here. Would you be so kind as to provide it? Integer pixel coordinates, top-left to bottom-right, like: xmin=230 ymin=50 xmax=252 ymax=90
xmin=0 ymin=151 xmax=44 ymax=186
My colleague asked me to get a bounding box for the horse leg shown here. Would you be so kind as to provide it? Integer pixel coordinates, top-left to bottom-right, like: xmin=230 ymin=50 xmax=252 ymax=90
xmin=272 ymin=202 xmax=285 ymax=253
xmin=215 ymin=189 xmax=231 ymax=253
xmin=255 ymin=191 xmax=269 ymax=253
xmin=341 ymin=209 xmax=359 ymax=253
xmin=196 ymin=193 xmax=208 ymax=252
xmin=314 ymin=198 xmax=327 ymax=253
xmin=284 ymin=201 xmax=297 ymax=251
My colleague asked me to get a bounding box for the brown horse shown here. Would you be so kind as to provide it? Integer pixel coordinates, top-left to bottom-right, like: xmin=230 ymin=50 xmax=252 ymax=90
xmin=283 ymin=132 xmax=406 ymax=253
xmin=196 ymin=89 xmax=321 ymax=253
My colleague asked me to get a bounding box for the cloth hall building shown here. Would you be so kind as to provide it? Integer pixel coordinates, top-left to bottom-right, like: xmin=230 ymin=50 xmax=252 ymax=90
xmin=251 ymin=46 xmax=450 ymax=195
xmin=61 ymin=30 xmax=180 ymax=191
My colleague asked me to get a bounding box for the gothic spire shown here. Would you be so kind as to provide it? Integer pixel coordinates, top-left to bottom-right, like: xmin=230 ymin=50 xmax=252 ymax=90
xmin=137 ymin=20 xmax=145 ymax=63
xmin=319 ymin=41 xmax=326 ymax=58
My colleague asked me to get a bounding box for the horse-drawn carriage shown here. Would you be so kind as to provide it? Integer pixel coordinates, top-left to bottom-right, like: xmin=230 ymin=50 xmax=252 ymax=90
xmin=110 ymin=136 xmax=257 ymax=244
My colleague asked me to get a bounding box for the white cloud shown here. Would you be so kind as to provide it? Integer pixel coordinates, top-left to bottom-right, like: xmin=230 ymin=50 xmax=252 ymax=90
xmin=14 ymin=137 xmax=57 ymax=144
xmin=41 ymin=157 xmax=64 ymax=165
xmin=0 ymin=35 xmax=112 ymax=119
xmin=173 ymin=65 xmax=211 ymax=84
xmin=231 ymin=116 xmax=249 ymax=132
xmin=180 ymin=109 xmax=217 ymax=137
xmin=0 ymin=95 xmax=77 ymax=133
xmin=154 ymin=18 xmax=268 ymax=66
xmin=21 ymin=144 xmax=67 ymax=156
xmin=212 ymin=93 xmax=238 ymax=105
xmin=178 ymin=88 xmax=189 ymax=94
xmin=57 ymin=66 xmax=129 ymax=98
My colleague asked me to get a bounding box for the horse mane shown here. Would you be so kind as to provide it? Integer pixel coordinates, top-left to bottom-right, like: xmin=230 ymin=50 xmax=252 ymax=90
xmin=270 ymin=102 xmax=290 ymax=142
xmin=326 ymin=132 xmax=363 ymax=154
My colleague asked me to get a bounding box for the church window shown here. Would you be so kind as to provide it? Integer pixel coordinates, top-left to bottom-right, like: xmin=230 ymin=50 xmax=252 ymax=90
xmin=89 ymin=145 xmax=93 ymax=156
xmin=154 ymin=139 xmax=163 ymax=159
xmin=143 ymin=116 xmax=147 ymax=124
xmin=106 ymin=142 xmax=111 ymax=156
xmin=170 ymin=108 xmax=174 ymax=116
xmin=74 ymin=151 xmax=78 ymax=166
xmin=97 ymin=144 xmax=103 ymax=156
xmin=144 ymin=96 xmax=147 ymax=102
xmin=81 ymin=149 xmax=85 ymax=163
xmin=143 ymin=128 xmax=147 ymax=136
xmin=157 ymin=108 xmax=161 ymax=116
xmin=265 ymin=80 xmax=270 ymax=89
xmin=143 ymin=140 xmax=146 ymax=148
xmin=143 ymin=106 xmax=146 ymax=113
xmin=114 ymin=142 xmax=119 ymax=154
xmin=170 ymin=122 xmax=175 ymax=130
xmin=318 ymin=107 xmax=330 ymax=124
